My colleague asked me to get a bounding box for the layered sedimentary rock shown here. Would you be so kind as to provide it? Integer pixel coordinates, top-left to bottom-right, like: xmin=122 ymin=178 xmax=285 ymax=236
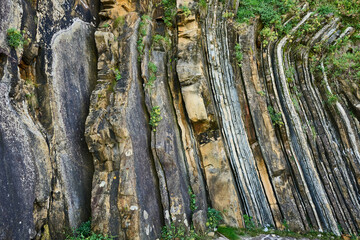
xmin=0 ymin=0 xmax=98 ymax=238
xmin=1 ymin=0 xmax=360 ymax=239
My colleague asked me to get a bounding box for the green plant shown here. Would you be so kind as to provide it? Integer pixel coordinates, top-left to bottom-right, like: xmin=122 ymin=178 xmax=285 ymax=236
xmin=243 ymin=214 xmax=256 ymax=230
xmin=149 ymin=106 xmax=162 ymax=131
xmin=285 ymin=67 xmax=295 ymax=83
xmin=113 ymin=16 xmax=125 ymax=29
xmin=114 ymin=68 xmax=122 ymax=81
xmin=162 ymin=0 xmax=177 ymax=27
xmin=268 ymin=106 xmax=284 ymax=126
xmin=206 ymin=208 xmax=222 ymax=231
xmin=181 ymin=5 xmax=191 ymax=17
xmin=257 ymin=90 xmax=266 ymax=96
xmin=317 ymin=4 xmax=336 ymax=15
xmin=236 ymin=0 xmax=296 ymax=30
xmin=137 ymin=15 xmax=151 ymax=61
xmin=153 ymin=34 xmax=172 ymax=49
xmin=66 ymin=220 xmax=113 ymax=240
xmin=188 ymin=187 xmax=197 ymax=211
xmin=7 ymin=28 xmax=24 ymax=48
xmin=282 ymin=219 xmax=289 ymax=232
xmin=235 ymin=43 xmax=243 ymax=67
xmin=217 ymin=226 xmax=239 ymax=240
xmin=223 ymin=11 xmax=235 ymax=18
xmin=101 ymin=23 xmax=110 ymax=28
xmin=161 ymin=223 xmax=186 ymax=240
xmin=199 ymin=0 xmax=207 ymax=9
xmin=146 ymin=62 xmax=158 ymax=89
xmin=260 ymin=27 xmax=278 ymax=47
xmin=327 ymin=91 xmax=338 ymax=105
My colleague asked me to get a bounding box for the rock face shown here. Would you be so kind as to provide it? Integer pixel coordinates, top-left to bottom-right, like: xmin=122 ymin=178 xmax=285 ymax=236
xmin=1 ymin=0 xmax=360 ymax=239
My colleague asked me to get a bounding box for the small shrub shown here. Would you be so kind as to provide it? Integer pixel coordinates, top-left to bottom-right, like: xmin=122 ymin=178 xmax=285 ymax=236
xmin=260 ymin=27 xmax=278 ymax=47
xmin=243 ymin=214 xmax=256 ymax=230
xmin=206 ymin=208 xmax=222 ymax=231
xmin=7 ymin=28 xmax=24 ymax=48
xmin=162 ymin=0 xmax=177 ymax=27
xmin=149 ymin=106 xmax=162 ymax=131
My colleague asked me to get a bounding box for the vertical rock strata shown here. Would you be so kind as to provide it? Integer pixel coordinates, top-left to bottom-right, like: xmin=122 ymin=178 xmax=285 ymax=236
xmin=0 ymin=0 xmax=98 ymax=238
xmin=1 ymin=0 xmax=360 ymax=239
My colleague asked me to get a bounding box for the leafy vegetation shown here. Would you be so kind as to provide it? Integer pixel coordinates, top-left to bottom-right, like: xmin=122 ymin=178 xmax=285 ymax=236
xmin=206 ymin=208 xmax=223 ymax=231
xmin=236 ymin=0 xmax=297 ymax=30
xmin=234 ymin=43 xmax=243 ymax=67
xmin=66 ymin=220 xmax=113 ymax=240
xmin=268 ymin=106 xmax=284 ymax=126
xmin=326 ymin=91 xmax=338 ymax=105
xmin=180 ymin=4 xmax=191 ymax=17
xmin=113 ymin=16 xmax=125 ymax=29
xmin=243 ymin=215 xmax=255 ymax=230
xmin=188 ymin=187 xmax=197 ymax=211
xmin=137 ymin=15 xmax=150 ymax=61
xmin=114 ymin=68 xmax=122 ymax=81
xmin=149 ymin=106 xmax=162 ymax=131
xmin=161 ymin=0 xmax=177 ymax=27
xmin=218 ymin=215 xmax=343 ymax=240
xmin=198 ymin=0 xmax=207 ymax=9
xmin=146 ymin=62 xmax=158 ymax=89
xmin=7 ymin=28 xmax=25 ymax=48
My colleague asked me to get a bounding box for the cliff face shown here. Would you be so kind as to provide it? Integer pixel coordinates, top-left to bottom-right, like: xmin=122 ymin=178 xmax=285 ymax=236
xmin=0 ymin=0 xmax=360 ymax=239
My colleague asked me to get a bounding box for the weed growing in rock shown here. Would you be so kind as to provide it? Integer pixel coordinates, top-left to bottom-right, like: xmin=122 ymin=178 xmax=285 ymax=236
xmin=153 ymin=34 xmax=172 ymax=49
xmin=113 ymin=16 xmax=125 ymax=29
xmin=206 ymin=208 xmax=223 ymax=231
xmin=114 ymin=68 xmax=122 ymax=81
xmin=146 ymin=62 xmax=158 ymax=89
xmin=161 ymin=223 xmax=200 ymax=240
xmin=181 ymin=4 xmax=191 ymax=17
xmin=260 ymin=27 xmax=278 ymax=47
xmin=188 ymin=187 xmax=197 ymax=211
xmin=161 ymin=0 xmax=177 ymax=27
xmin=7 ymin=28 xmax=24 ymax=48
xmin=101 ymin=23 xmax=110 ymax=28
xmin=223 ymin=11 xmax=235 ymax=18
xmin=326 ymin=91 xmax=338 ymax=105
xmin=66 ymin=220 xmax=113 ymax=240
xmin=268 ymin=106 xmax=284 ymax=126
xmin=137 ymin=15 xmax=150 ymax=61
xmin=235 ymin=43 xmax=243 ymax=67
xmin=149 ymin=106 xmax=162 ymax=131
xmin=198 ymin=0 xmax=207 ymax=10
xmin=243 ymin=214 xmax=256 ymax=230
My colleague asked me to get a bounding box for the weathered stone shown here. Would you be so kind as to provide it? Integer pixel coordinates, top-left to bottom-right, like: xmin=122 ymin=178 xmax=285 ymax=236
xmin=192 ymin=210 xmax=207 ymax=234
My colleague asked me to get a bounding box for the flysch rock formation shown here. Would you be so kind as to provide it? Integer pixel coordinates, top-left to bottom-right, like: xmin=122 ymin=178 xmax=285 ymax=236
xmin=0 ymin=0 xmax=359 ymax=239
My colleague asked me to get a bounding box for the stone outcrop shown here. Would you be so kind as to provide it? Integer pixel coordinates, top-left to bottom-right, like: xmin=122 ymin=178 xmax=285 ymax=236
xmin=1 ymin=0 xmax=360 ymax=239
